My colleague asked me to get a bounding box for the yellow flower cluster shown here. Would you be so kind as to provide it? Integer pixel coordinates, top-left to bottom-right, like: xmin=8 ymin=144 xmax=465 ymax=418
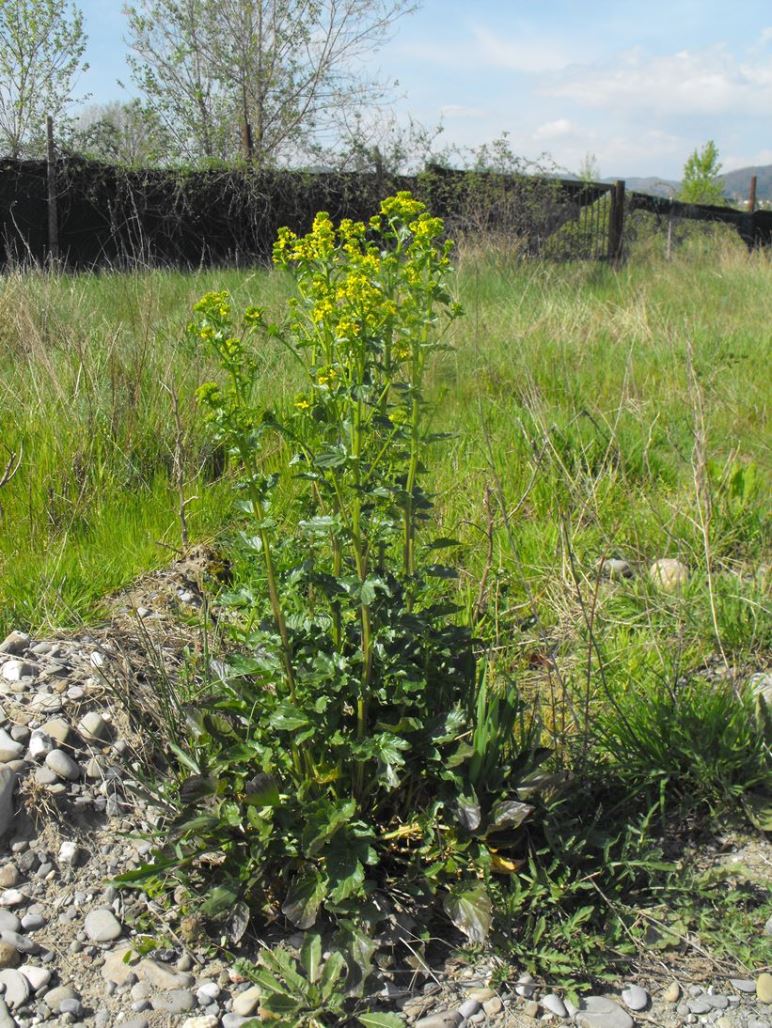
xmin=193 ymin=291 xmax=231 ymax=321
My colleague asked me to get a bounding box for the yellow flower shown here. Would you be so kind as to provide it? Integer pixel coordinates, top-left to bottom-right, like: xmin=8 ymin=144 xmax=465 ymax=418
xmin=294 ymin=397 xmax=311 ymax=411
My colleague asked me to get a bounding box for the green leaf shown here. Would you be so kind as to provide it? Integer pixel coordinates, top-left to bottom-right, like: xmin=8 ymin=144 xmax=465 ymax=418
xmin=488 ymin=799 xmax=534 ymax=832
xmin=282 ymin=868 xmax=326 ymax=929
xmin=270 ymin=703 xmax=311 ymax=731
xmin=301 ymin=932 xmax=322 ymax=984
xmin=318 ymin=949 xmax=347 ymax=998
xmin=179 ymin=775 xmax=217 ymax=804
xmin=456 ymin=793 xmax=482 ymax=832
xmin=359 ymin=1013 xmax=407 ymax=1027
xmin=443 ymin=884 xmax=492 ymax=944
xmin=201 ymin=883 xmax=239 ymax=918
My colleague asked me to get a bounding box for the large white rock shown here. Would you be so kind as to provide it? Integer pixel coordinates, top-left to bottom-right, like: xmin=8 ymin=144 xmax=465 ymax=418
xmin=649 ymin=558 xmax=689 ymax=592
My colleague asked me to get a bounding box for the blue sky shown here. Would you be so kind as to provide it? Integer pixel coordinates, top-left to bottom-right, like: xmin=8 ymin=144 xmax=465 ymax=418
xmin=76 ymin=0 xmax=772 ymax=178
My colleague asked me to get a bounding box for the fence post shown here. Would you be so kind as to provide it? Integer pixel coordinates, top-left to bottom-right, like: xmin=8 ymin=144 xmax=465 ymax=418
xmin=607 ymin=179 xmax=625 ymax=264
xmin=46 ymin=115 xmax=59 ymax=264
xmin=748 ymin=175 xmax=757 ymax=213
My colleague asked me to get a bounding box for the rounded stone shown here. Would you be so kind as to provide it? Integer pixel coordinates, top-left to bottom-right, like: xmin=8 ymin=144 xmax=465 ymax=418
xmin=621 ymin=984 xmax=649 ymax=1011
xmin=78 ymin=712 xmax=110 ymax=744
xmin=44 ymin=749 xmax=80 ymax=782
xmin=649 ymin=558 xmax=689 ymax=591
xmin=44 ymin=984 xmax=79 ymax=1009
xmin=0 ymin=944 xmax=18 ymax=969
xmin=757 ymin=973 xmax=772 ymax=1004
xmin=84 ymin=908 xmax=122 ymax=943
xmin=151 ymin=988 xmax=195 ymax=1013
xmin=232 ymin=985 xmax=262 ymax=1017
xmin=458 ymin=998 xmax=481 ymax=1019
xmin=542 ymin=993 xmax=568 ymax=1017
xmin=19 ymin=965 xmax=50 ymax=991
xmin=0 ymin=968 xmax=30 ymax=1009
xmin=575 ymin=996 xmax=634 ymax=1028
xmin=662 ymin=982 xmax=681 ymax=1003
xmin=182 ymin=1018 xmax=220 ymax=1028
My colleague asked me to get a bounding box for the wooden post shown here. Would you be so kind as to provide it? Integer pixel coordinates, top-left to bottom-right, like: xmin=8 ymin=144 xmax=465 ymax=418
xmin=607 ymin=179 xmax=625 ymax=264
xmin=46 ymin=115 xmax=59 ymax=264
xmin=748 ymin=175 xmax=757 ymax=213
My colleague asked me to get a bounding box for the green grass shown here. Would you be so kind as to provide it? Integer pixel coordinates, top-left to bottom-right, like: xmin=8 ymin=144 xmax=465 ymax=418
xmin=1 ymin=243 xmax=769 ymax=671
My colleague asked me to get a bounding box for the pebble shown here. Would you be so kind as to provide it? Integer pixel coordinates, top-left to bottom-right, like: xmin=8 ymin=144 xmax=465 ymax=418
xmin=663 ymin=981 xmax=681 ymax=1003
xmin=44 ymin=984 xmax=79 ymax=1008
xmin=84 ymin=908 xmax=122 ymax=943
xmin=689 ymin=995 xmax=713 ymax=1014
xmin=731 ymin=979 xmax=758 ymax=993
xmin=182 ymin=1018 xmax=220 ymax=1028
xmin=0 ymin=633 xmax=31 ymax=656
xmin=0 ymin=661 xmax=37 ymax=683
xmin=0 ymin=997 xmax=13 ymax=1028
xmin=78 ymin=712 xmax=110 ymax=744
xmin=231 ymin=985 xmax=262 ymax=1017
xmin=0 ymin=890 xmax=24 ymax=908
xmin=522 ymin=1000 xmax=540 ymax=1018
xmin=19 ymin=965 xmax=50 ymax=991
xmin=0 ymin=944 xmax=17 ymax=969
xmin=0 ymin=771 xmax=14 ymax=838
xmin=482 ymin=996 xmax=502 ymax=1016
xmin=44 ymin=749 xmax=80 ymax=781
xmin=757 ymin=974 xmax=772 ymax=1004
xmin=649 ymin=557 xmax=689 ymax=591
xmin=542 ymin=993 xmax=568 ymax=1017
xmin=28 ymin=732 xmax=53 ymax=760
xmin=575 ymin=996 xmax=634 ymax=1028
xmin=0 ymin=731 xmax=24 ymax=764
xmin=0 ymin=968 xmax=30 ymax=1008
xmin=0 ymin=914 xmax=18 ymax=935
xmin=151 ymin=988 xmax=195 ymax=1013
xmin=458 ymin=998 xmax=481 ymax=1018
xmin=621 ymin=984 xmax=649 ymax=1011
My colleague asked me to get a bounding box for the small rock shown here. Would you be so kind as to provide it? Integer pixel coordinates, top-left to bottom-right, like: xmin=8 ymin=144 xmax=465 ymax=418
xmin=120 ymin=1019 xmax=150 ymax=1028
xmin=78 ymin=712 xmax=110 ymax=744
xmin=708 ymin=995 xmax=729 ymax=1010
xmin=0 ymin=890 xmax=24 ymax=908
xmin=458 ymin=998 xmax=481 ymax=1019
xmin=44 ymin=984 xmax=79 ymax=1009
xmin=1 ymin=929 xmax=38 ymax=954
xmin=151 ymin=988 xmax=195 ymax=1013
xmin=58 ymin=841 xmax=80 ymax=867
xmin=0 ymin=661 xmax=37 ymax=683
xmin=621 ymin=984 xmax=649 ymax=1011
xmin=0 ymin=996 xmax=13 ymax=1028
xmin=101 ymin=946 xmax=140 ymax=985
xmin=0 ymin=914 xmax=18 ymax=934
xmin=40 ymin=718 xmax=71 ymax=746
xmin=232 ymin=985 xmax=262 ymax=1017
xmin=483 ymin=996 xmax=503 ymax=1016
xmin=0 ymin=968 xmax=30 ymax=1008
xmin=18 ymin=965 xmax=50 ymax=991
xmin=522 ymin=1000 xmax=540 ymax=1019
xmin=689 ymin=996 xmax=713 ymax=1014
xmin=649 ymin=558 xmax=689 ymax=591
xmin=0 ymin=944 xmax=17 ymax=970
xmin=467 ymin=988 xmax=494 ymax=1002
xmin=575 ymin=996 xmax=634 ymax=1028
xmin=663 ymin=982 xmax=681 ymax=1003
xmin=0 ymin=868 xmax=17 ymax=891
xmin=60 ymin=996 xmax=84 ymax=1016
xmin=44 ymin=749 xmax=80 ymax=782
xmin=730 ymin=979 xmax=757 ymax=993
xmin=598 ymin=558 xmax=633 ymax=580
xmin=414 ymin=1015 xmax=463 ymax=1028
xmin=757 ymin=974 xmax=772 ymax=1004
xmin=84 ymin=908 xmax=122 ymax=943
xmin=139 ymin=959 xmax=194 ymax=991
xmin=182 ymin=1018 xmax=220 ymax=1028
xmin=28 ymin=732 xmax=53 ymax=761
xmin=0 ymin=731 xmax=24 ymax=764
xmin=0 ymin=633 xmax=31 ymax=656
xmin=542 ymin=993 xmax=568 ymax=1017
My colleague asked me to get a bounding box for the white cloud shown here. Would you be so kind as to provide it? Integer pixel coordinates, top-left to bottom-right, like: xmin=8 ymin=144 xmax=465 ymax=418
xmin=533 ymin=118 xmax=575 ymax=140
xmin=470 ymin=26 xmax=572 ymax=73
xmin=440 ymin=104 xmax=487 ymax=119
xmin=723 ymin=148 xmax=772 ymax=171
xmin=543 ymin=45 xmax=772 ymax=117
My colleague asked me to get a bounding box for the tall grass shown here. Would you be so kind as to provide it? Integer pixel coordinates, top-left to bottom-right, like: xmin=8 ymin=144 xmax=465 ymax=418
xmin=1 ymin=245 xmax=769 ymax=653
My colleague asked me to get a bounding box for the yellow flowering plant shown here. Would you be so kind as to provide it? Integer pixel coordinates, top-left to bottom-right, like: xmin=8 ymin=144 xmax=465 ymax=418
xmin=126 ymin=195 xmax=542 ymax=988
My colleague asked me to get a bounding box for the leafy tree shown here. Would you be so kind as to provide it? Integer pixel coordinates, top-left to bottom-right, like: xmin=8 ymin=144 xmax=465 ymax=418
xmin=0 ymin=0 xmax=87 ymax=158
xmin=70 ymin=100 xmax=169 ymax=165
xmin=679 ymin=140 xmax=726 ymax=206
xmin=124 ymin=0 xmax=419 ymax=166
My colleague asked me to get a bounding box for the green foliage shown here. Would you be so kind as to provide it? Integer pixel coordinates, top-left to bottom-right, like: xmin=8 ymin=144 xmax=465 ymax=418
xmin=0 ymin=0 xmax=88 ymax=157
xmin=121 ymin=194 xmax=544 ymax=957
xmin=679 ymin=140 xmax=726 ymax=206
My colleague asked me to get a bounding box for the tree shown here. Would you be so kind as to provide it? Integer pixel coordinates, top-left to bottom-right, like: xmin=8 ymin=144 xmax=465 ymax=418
xmin=679 ymin=140 xmax=726 ymax=205
xmin=123 ymin=0 xmax=419 ymax=166
xmin=0 ymin=0 xmax=87 ymax=158
xmin=70 ymin=100 xmax=169 ymax=165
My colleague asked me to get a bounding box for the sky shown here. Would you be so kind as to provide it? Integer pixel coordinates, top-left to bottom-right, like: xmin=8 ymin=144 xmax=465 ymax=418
xmin=75 ymin=0 xmax=772 ymax=180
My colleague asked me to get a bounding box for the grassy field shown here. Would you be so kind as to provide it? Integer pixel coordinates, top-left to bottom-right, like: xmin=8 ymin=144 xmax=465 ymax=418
xmin=2 ymin=235 xmax=770 ymax=987
xmin=2 ymin=241 xmax=769 ymax=641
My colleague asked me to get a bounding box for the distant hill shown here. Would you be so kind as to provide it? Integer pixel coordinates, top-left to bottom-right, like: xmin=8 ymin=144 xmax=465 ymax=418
xmin=719 ymin=165 xmax=772 ymax=203
xmin=602 ymin=165 xmax=772 ymax=203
